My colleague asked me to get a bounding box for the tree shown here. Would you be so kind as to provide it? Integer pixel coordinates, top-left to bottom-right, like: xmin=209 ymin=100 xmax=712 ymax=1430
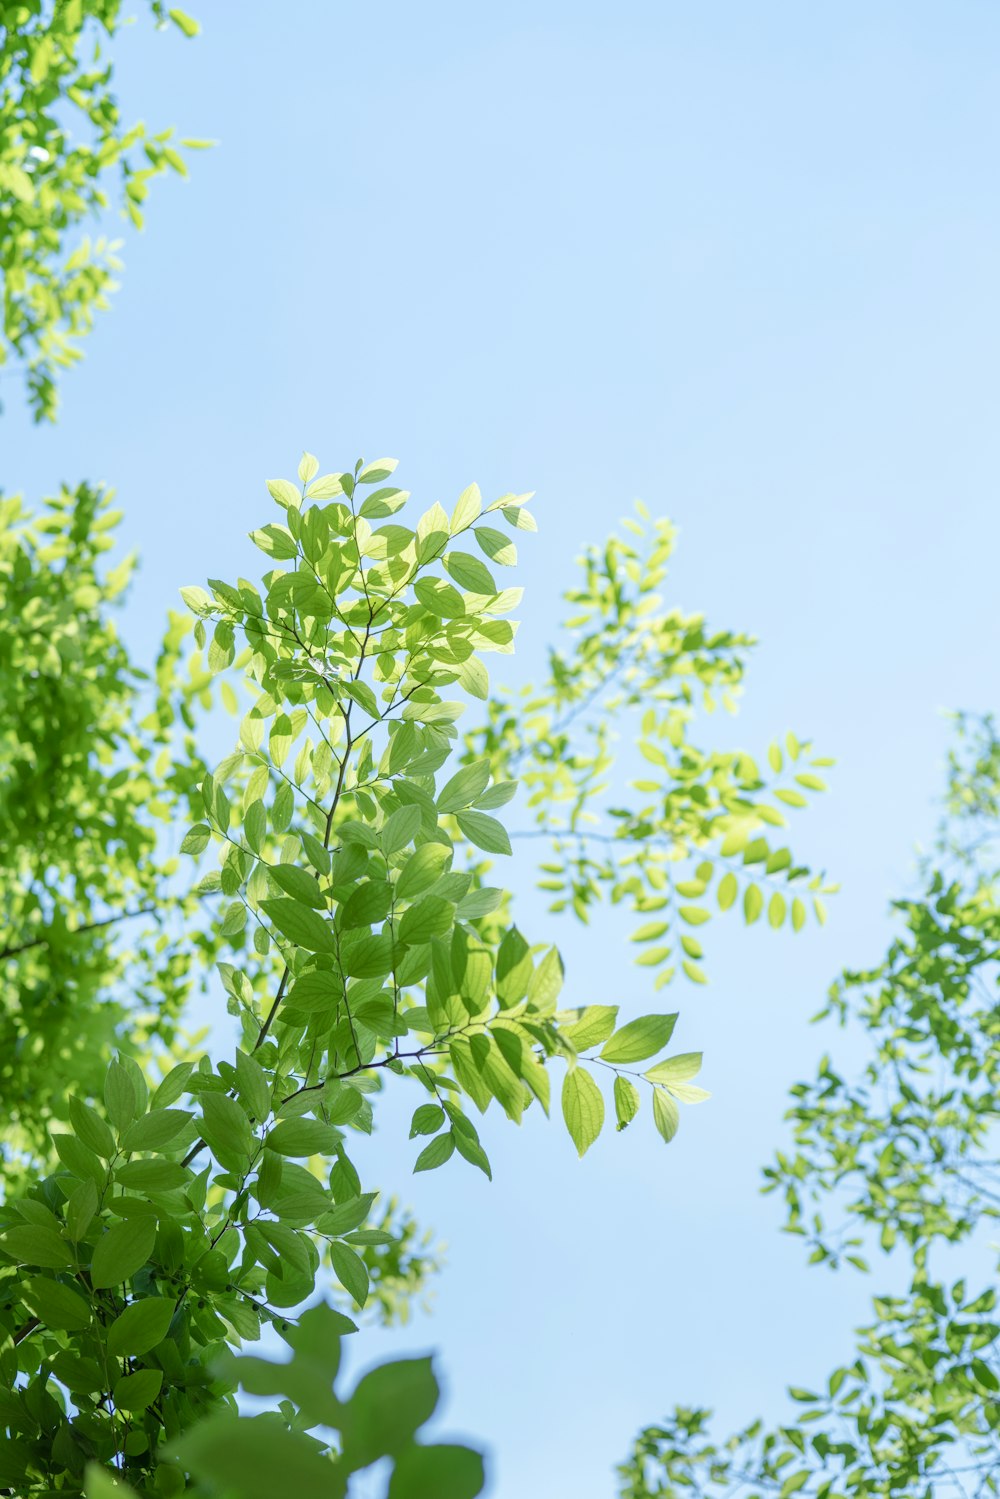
xmin=0 ymin=0 xmax=205 ymax=421
xmin=0 ymin=453 xmax=832 ymax=1494
xmin=619 ymin=713 xmax=1000 ymax=1499
xmin=0 ymin=481 xmax=217 ymax=1196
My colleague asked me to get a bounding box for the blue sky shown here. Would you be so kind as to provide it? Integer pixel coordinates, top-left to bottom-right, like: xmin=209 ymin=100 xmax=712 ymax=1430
xmin=6 ymin=3 xmax=1000 ymax=1494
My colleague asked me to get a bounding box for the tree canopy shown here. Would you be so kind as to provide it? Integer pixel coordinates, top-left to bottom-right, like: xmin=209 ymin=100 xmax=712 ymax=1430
xmin=5 ymin=11 xmax=990 ymax=1498
xmin=0 ymin=452 xmax=832 ymax=1494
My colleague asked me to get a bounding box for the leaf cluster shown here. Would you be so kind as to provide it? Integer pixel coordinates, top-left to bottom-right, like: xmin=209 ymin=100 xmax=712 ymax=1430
xmin=619 ymin=715 xmax=1000 ymax=1499
xmin=0 ymin=1 xmax=205 ymax=419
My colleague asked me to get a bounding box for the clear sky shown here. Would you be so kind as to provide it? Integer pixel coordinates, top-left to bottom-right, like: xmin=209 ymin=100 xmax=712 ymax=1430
xmin=6 ymin=3 xmax=1000 ymax=1494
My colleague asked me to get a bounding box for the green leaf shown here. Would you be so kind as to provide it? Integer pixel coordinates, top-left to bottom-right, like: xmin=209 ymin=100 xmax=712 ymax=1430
xmin=65 ymin=1180 xmax=99 ymax=1242
xmin=90 ymin=1218 xmax=157 ymax=1290
xmin=179 ymin=585 xmax=212 ymax=615
xmin=470 ymin=1034 xmax=525 ymax=1121
xmin=171 ymin=1417 xmax=340 ymax=1497
xmin=652 ymin=1088 xmax=680 ymax=1143
xmin=456 ymin=886 xmax=505 ymax=922
xmin=561 ymin=1069 xmax=604 ymax=1156
xmin=360 ymin=485 xmax=409 ymax=518
xmin=342 ymin=679 xmax=380 ymax=717
xmin=250 ymin=523 xmax=298 ymax=559
xmin=526 ymin=946 xmax=564 ymax=1012
xmin=664 ymin=1081 xmax=711 ymax=1104
xmin=500 ymin=500 xmax=537 ymax=530
xmin=645 ymin=1053 xmax=703 ymax=1084
xmin=398 ymin=895 xmax=454 ymax=945
xmin=107 ymin=1297 xmax=175 ymax=1357
xmin=68 ymin=1096 xmax=115 ymax=1158
xmin=306 ymin=472 xmax=345 ymax=499
xmin=437 ymin=760 xmax=492 ymax=813
xmin=317 ymin=1192 xmax=378 ymax=1236
xmin=358 ymin=457 xmax=399 ymax=484
xmin=116 ymin=1160 xmax=189 ymax=1191
xmin=452 ymin=1127 xmax=493 ymax=1179
xmin=1 ymin=1225 xmax=74 ymax=1269
xmin=410 ymin=1104 xmax=446 ymax=1137
xmin=261 ymin=898 xmax=336 ymax=954
xmin=260 ymin=1221 xmax=312 ymax=1276
xmin=414 ymin=577 xmax=466 ymax=617
xmin=474 ymin=778 xmax=517 ymax=809
xmin=381 ymin=805 xmax=423 ymax=854
xmin=341 ymin=930 xmax=393 ymax=978
xmin=631 ymin=921 xmax=670 ymax=943
xmin=396 ymin=842 xmax=452 ymax=899
xmin=743 ymin=883 xmax=763 ymax=924
xmin=266 ymin=478 xmax=300 ymax=509
xmin=85 ymin=1466 xmax=140 ymax=1498
xmin=168 ymin=8 xmax=200 ymax=37
xmin=269 ymin=865 xmax=326 ymax=907
xmin=152 ymin=1062 xmax=195 ymax=1109
xmin=22 ymin=1276 xmax=92 ymax=1331
xmin=330 ymin=1242 xmax=369 ymax=1307
xmin=265 ymin=1119 xmax=339 ymax=1156
xmin=717 ymin=871 xmax=739 ymax=910
xmin=340 ymin=879 xmax=393 ymax=929
xmin=457 ymin=655 xmax=490 ymax=699
xmin=343 ymin=1357 xmax=439 ymax=1467
xmin=120 ymin=1109 xmax=191 ymax=1153
xmin=113 ymin=1367 xmax=163 ymax=1412
xmin=104 ymin=1061 xmax=138 ymax=1131
xmin=613 ymin=1076 xmax=641 ymax=1132
xmin=451 ymin=483 xmax=482 ymax=532
xmin=200 ymin=1091 xmax=253 ymax=1164
xmin=455 ymin=810 xmax=511 ymax=856
xmin=600 ymin=1013 xmax=677 ymax=1064
xmin=388 ymin=1443 xmax=486 ymax=1499
xmin=180 ymin=822 xmax=212 ymax=854
xmin=286 ymin=969 xmax=341 ymax=1014
xmin=235 ymin=1051 xmax=271 ymax=1122
xmin=474 ymin=526 xmax=517 ymax=566
xmin=560 ymin=1006 xmax=618 ymax=1049
xmin=414 ymin=1133 xmax=455 ymax=1172
xmin=444 ymin=551 xmax=497 ymax=595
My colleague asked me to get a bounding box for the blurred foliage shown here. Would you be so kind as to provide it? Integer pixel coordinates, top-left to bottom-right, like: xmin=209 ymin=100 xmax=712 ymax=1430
xmin=92 ymin=1298 xmax=487 ymax=1499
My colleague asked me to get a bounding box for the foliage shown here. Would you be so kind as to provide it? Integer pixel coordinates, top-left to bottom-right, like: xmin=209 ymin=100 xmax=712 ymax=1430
xmin=0 ymin=0 xmax=204 ymax=420
xmin=618 ymin=714 xmax=1000 ymax=1499
xmin=0 ymin=454 xmax=829 ymax=1493
xmin=0 ymin=481 xmax=215 ymax=1194
xmin=77 ymin=1299 xmax=485 ymax=1499
xmin=464 ymin=508 xmax=837 ymax=994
